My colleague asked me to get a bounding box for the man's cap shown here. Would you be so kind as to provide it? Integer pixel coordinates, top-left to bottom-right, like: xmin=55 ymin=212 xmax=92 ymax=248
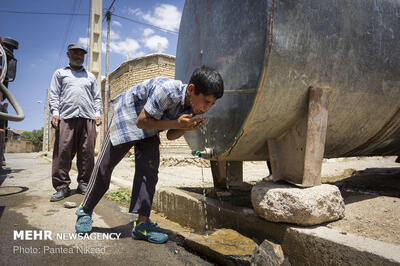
xmin=67 ymin=43 xmax=87 ymax=54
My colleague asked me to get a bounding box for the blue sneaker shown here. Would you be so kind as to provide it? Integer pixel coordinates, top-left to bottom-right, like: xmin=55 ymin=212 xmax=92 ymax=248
xmin=75 ymin=205 xmax=93 ymax=233
xmin=132 ymin=221 xmax=168 ymax=244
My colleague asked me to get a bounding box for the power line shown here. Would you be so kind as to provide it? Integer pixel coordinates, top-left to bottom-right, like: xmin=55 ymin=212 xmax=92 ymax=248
xmin=107 ymin=0 xmax=118 ymax=11
xmin=0 ymin=8 xmax=179 ymax=35
xmin=55 ymin=0 xmax=81 ymax=69
xmin=112 ymin=13 xmax=178 ymax=35
xmin=102 ymin=0 xmax=117 ymax=23
xmin=0 ymin=10 xmax=88 ymax=16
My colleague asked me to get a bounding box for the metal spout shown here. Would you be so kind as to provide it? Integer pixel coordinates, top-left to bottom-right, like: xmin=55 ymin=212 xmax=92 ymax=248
xmin=191 ymin=148 xmax=213 ymax=159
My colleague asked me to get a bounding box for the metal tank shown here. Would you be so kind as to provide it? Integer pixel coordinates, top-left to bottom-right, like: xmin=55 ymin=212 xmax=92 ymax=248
xmin=175 ymin=0 xmax=400 ymax=187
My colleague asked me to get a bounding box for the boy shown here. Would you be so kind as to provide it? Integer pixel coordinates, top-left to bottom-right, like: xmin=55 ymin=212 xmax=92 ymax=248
xmin=75 ymin=66 xmax=224 ymax=244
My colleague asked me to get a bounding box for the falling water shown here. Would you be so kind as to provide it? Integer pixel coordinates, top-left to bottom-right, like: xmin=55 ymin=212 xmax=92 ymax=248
xmin=226 ymin=161 xmax=230 ymax=190
xmin=197 ymin=114 xmax=209 ymax=236
xmin=201 ymin=164 xmax=209 ymax=236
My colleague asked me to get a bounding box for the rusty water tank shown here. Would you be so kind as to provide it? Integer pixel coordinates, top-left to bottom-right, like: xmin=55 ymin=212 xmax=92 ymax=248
xmin=176 ymin=0 xmax=400 ymax=161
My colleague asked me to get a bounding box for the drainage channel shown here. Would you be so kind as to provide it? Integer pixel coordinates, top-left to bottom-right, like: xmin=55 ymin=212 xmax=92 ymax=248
xmin=153 ymin=187 xmax=400 ymax=265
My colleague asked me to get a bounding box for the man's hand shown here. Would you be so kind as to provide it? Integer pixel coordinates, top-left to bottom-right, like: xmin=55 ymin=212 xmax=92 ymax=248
xmin=95 ymin=116 xmax=102 ymax=126
xmin=51 ymin=115 xmax=59 ymax=129
xmin=177 ymin=114 xmax=208 ymax=130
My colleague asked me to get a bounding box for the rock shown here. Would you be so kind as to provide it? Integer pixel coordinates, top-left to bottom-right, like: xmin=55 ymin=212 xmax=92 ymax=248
xmin=184 ymin=229 xmax=256 ymax=265
xmin=343 ymin=168 xmax=358 ymax=176
xmin=251 ymin=182 xmax=345 ymax=225
xmin=64 ymin=201 xmax=77 ymax=208
xmin=252 ymin=239 xmax=290 ymax=266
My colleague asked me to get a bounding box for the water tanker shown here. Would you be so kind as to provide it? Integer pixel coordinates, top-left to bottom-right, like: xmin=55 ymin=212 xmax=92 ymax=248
xmin=176 ymin=0 xmax=400 ymax=187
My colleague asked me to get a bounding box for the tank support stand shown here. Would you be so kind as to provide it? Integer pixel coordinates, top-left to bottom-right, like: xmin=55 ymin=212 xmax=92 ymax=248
xmin=267 ymin=87 xmax=329 ymax=187
xmin=210 ymin=160 xmax=250 ymax=190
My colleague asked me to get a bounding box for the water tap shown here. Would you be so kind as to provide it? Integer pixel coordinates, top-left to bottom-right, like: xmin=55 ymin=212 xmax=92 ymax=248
xmin=191 ymin=148 xmax=213 ymax=159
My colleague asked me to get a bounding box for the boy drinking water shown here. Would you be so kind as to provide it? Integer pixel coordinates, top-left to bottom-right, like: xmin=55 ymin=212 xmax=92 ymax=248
xmin=75 ymin=66 xmax=224 ymax=244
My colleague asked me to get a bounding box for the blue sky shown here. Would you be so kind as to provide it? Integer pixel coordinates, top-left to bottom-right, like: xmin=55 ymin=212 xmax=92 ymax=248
xmin=0 ymin=0 xmax=185 ymax=131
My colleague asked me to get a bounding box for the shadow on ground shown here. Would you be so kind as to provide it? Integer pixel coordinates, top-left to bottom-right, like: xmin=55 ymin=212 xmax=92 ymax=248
xmin=328 ymin=167 xmax=400 ymax=204
xmin=92 ymin=222 xmax=134 ymax=239
xmin=0 ymin=168 xmax=25 ymax=186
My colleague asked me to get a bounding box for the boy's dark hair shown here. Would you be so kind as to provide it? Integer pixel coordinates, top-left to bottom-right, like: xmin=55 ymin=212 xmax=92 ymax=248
xmin=189 ymin=66 xmax=224 ymax=99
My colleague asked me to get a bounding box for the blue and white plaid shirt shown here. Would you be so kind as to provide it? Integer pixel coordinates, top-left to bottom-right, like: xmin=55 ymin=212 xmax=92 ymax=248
xmin=109 ymin=77 xmax=193 ymax=145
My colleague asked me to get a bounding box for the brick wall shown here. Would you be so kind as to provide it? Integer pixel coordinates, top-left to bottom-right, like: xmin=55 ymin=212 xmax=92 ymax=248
xmin=100 ymin=54 xmax=190 ymax=155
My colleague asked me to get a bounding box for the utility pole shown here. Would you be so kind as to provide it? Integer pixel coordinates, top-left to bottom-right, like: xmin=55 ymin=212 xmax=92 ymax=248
xmin=104 ymin=10 xmax=111 ymax=136
xmin=88 ymin=0 xmax=102 ymax=151
xmin=104 ymin=0 xmax=117 ymax=137
xmin=88 ymin=0 xmax=102 ymax=87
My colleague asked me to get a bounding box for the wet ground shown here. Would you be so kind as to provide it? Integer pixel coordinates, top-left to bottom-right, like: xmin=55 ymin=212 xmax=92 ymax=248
xmin=0 ymin=153 xmax=213 ymax=265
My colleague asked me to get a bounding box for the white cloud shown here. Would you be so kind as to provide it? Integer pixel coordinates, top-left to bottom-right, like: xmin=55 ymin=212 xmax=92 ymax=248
xmin=128 ymin=5 xmax=181 ymax=34
xmin=110 ymin=38 xmax=142 ymax=56
xmin=141 ymin=4 xmax=181 ymax=32
xmin=80 ymin=34 xmax=145 ymax=59
xmin=78 ymin=37 xmax=89 ymax=49
xmin=128 ymin=8 xmax=144 ymax=17
xmin=143 ymin=28 xmax=154 ymax=37
xmin=112 ymin=20 xmax=122 ymax=27
xmin=102 ymin=29 xmax=120 ymax=40
xmin=101 ymin=41 xmax=106 ymax=53
xmin=143 ymin=35 xmax=168 ymax=52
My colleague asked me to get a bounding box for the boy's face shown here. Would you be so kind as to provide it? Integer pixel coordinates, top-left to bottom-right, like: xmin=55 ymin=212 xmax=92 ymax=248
xmin=187 ymin=84 xmax=217 ymax=114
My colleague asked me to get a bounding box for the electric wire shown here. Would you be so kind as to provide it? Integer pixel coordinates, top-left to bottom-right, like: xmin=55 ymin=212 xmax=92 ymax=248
xmin=0 ymin=9 xmax=178 ymax=35
xmin=55 ymin=0 xmax=80 ymax=69
xmin=0 ymin=10 xmax=87 ymax=16
xmin=112 ymin=13 xmax=178 ymax=35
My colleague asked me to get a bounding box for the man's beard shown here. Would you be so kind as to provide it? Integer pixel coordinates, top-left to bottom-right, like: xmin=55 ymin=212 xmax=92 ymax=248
xmin=70 ymin=59 xmax=83 ymax=67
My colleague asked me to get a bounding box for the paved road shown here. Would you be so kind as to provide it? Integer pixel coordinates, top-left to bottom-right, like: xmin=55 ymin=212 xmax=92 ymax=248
xmin=0 ymin=153 xmax=212 ymax=266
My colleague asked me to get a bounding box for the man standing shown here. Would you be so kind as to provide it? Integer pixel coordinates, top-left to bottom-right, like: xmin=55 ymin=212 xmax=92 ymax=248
xmin=49 ymin=43 xmax=101 ymax=202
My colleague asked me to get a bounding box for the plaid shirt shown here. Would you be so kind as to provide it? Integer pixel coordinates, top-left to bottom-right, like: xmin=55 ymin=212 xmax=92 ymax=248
xmin=109 ymin=77 xmax=192 ymax=145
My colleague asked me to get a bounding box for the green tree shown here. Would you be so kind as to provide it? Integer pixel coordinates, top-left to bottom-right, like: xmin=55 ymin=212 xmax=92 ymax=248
xmin=21 ymin=128 xmax=43 ymax=146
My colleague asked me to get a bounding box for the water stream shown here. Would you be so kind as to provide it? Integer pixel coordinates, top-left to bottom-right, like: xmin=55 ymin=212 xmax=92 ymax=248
xmin=201 ymin=164 xmax=209 ymax=235
xmin=199 ymin=115 xmax=210 ymax=235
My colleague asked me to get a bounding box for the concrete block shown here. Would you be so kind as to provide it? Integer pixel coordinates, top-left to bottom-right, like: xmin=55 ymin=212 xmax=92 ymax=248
xmin=153 ymin=188 xmax=206 ymax=231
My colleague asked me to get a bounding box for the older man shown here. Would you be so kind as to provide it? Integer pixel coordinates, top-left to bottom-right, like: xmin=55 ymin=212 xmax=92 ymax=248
xmin=49 ymin=43 xmax=101 ymax=202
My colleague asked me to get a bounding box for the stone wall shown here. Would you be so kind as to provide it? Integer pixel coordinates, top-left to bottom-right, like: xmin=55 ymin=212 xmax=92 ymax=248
xmin=6 ymin=139 xmax=41 ymax=153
